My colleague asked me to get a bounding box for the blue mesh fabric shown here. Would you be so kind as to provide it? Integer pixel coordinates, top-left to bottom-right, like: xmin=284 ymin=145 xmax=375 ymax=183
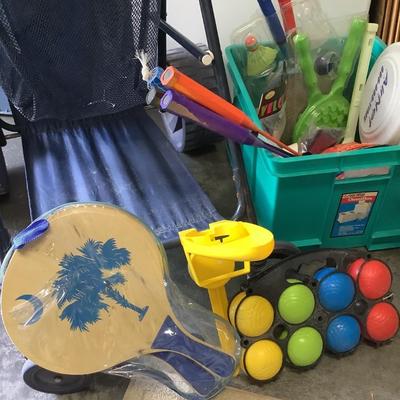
xmin=0 ymin=0 xmax=161 ymax=121
xmin=21 ymin=107 xmax=222 ymax=244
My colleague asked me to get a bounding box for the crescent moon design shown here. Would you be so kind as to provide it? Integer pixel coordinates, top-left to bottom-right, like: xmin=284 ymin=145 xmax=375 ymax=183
xmin=15 ymin=294 xmax=44 ymax=325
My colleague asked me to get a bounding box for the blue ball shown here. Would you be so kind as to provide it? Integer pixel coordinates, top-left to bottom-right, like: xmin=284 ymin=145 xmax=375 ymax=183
xmin=313 ymin=266 xmax=336 ymax=282
xmin=318 ymin=272 xmax=355 ymax=312
xmin=327 ymin=315 xmax=361 ymax=353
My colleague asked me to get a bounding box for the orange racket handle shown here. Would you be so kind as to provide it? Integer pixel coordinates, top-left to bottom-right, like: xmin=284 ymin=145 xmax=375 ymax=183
xmin=161 ymin=66 xmax=298 ymax=156
xmin=161 ymin=66 xmax=253 ymax=127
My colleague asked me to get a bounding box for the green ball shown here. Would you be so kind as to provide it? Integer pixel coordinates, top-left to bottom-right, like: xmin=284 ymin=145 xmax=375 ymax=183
xmin=278 ymin=284 xmax=315 ymax=324
xmin=287 ymin=327 xmax=323 ymax=367
xmin=286 ymin=278 xmax=302 ymax=284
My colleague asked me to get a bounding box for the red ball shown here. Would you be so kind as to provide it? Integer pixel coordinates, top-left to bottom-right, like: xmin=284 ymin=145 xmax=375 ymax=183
xmin=347 ymin=258 xmax=365 ymax=282
xmin=358 ymin=260 xmax=392 ymax=300
xmin=366 ymin=302 xmax=399 ymax=342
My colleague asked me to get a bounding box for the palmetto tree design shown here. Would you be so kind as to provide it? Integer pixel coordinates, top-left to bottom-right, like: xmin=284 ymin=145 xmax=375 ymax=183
xmin=52 ymin=239 xmax=148 ymax=332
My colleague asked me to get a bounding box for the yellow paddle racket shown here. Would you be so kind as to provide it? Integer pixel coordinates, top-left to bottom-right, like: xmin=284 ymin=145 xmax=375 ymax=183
xmin=1 ymin=203 xmax=239 ymax=397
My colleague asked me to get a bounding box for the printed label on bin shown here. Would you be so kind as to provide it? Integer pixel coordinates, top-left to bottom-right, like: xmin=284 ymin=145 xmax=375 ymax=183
xmin=331 ymin=192 xmax=378 ymax=237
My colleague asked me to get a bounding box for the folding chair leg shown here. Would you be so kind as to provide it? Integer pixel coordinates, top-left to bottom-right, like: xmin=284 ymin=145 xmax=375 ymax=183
xmin=199 ymin=0 xmax=256 ymax=222
xmin=0 ymin=147 xmax=9 ymax=196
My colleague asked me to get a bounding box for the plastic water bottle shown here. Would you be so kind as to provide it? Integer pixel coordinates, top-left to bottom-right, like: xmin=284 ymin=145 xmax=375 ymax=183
xmin=245 ymin=35 xmax=287 ymax=139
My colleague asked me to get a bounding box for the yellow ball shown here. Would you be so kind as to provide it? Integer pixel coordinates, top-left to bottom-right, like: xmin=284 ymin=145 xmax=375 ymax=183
xmin=243 ymin=340 xmax=283 ymax=381
xmin=236 ymin=295 xmax=274 ymax=337
xmin=228 ymin=292 xmax=247 ymax=327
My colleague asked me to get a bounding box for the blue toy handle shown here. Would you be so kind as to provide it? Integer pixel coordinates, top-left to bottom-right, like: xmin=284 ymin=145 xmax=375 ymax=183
xmin=152 ymin=316 xmax=236 ymax=378
xmin=257 ymin=0 xmax=287 ymax=47
xmin=154 ymin=352 xmax=219 ymax=397
xmin=12 ymin=219 xmax=49 ymax=249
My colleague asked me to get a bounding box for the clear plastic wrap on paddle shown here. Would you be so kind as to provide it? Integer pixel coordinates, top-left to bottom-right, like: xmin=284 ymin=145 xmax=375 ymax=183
xmin=1 ymin=202 xmax=241 ymax=400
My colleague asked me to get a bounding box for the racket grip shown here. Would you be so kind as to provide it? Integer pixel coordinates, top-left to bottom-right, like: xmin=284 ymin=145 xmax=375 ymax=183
xmin=160 ymin=90 xmax=261 ymax=147
xmin=152 ymin=316 xmax=236 ymax=378
xmin=160 ymin=90 xmax=292 ymax=157
xmin=161 ymin=66 xmax=255 ymax=130
xmin=161 ymin=67 xmax=296 ymax=156
xmin=161 ymin=67 xmax=297 ymax=155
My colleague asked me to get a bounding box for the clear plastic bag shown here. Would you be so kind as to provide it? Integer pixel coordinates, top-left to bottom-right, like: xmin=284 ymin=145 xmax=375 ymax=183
xmin=297 ymin=125 xmax=344 ymax=154
xmin=1 ymin=202 xmax=240 ymax=400
xmin=107 ymin=279 xmax=240 ymax=399
xmin=288 ymin=1 xmax=368 ymax=144
xmin=228 ymin=0 xmax=368 ymax=147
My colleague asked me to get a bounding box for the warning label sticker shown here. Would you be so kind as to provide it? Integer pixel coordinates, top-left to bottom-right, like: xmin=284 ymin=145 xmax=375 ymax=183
xmin=331 ymin=192 xmax=378 ymax=237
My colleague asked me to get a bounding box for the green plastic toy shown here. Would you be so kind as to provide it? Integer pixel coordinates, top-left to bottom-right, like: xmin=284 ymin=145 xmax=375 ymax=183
xmin=278 ymin=284 xmax=315 ymax=324
xmin=292 ymin=18 xmax=367 ymax=143
xmin=287 ymin=327 xmax=324 ymax=367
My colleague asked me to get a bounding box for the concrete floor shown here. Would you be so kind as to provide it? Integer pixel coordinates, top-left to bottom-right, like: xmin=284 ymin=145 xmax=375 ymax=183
xmin=0 ymin=130 xmax=399 ymax=400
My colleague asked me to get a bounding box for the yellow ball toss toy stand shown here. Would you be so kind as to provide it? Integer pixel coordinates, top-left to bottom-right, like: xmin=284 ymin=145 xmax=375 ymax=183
xmin=179 ymin=220 xmax=275 ymax=320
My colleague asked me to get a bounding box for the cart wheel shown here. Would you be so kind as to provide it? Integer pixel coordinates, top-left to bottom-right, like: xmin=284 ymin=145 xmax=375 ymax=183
xmin=22 ymin=360 xmax=92 ymax=394
xmin=164 ymin=45 xmax=223 ymax=153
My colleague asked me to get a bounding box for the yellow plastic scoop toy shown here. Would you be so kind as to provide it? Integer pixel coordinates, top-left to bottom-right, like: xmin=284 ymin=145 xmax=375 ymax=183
xmin=179 ymin=220 xmax=275 ymax=320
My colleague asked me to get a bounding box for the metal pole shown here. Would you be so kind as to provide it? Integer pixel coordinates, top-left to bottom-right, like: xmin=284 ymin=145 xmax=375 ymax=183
xmin=198 ymin=0 xmax=256 ymax=222
xmin=0 ymin=147 xmax=8 ymax=196
xmin=198 ymin=0 xmax=230 ymax=99
xmin=158 ymin=0 xmax=167 ymax=69
xmin=159 ymin=20 xmax=214 ymax=65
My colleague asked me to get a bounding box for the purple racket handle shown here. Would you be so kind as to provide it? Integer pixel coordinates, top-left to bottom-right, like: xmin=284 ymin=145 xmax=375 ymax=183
xmin=160 ymin=90 xmax=292 ymax=158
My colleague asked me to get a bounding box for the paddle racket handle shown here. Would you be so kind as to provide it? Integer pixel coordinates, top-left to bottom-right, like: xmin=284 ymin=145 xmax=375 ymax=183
xmin=293 ymin=34 xmax=321 ymax=104
xmin=161 ymin=66 xmax=254 ymax=129
xmin=278 ymin=0 xmax=296 ymax=34
xmin=160 ymin=90 xmax=293 ymax=157
xmin=160 ymin=90 xmax=258 ymax=147
xmin=161 ymin=67 xmax=297 ymax=156
xmin=332 ymin=19 xmax=367 ymax=95
xmin=152 ymin=316 xmax=236 ymax=378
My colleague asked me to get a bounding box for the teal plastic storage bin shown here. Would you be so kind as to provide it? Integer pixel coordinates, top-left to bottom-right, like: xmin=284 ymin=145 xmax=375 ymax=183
xmin=226 ymin=44 xmax=400 ymax=250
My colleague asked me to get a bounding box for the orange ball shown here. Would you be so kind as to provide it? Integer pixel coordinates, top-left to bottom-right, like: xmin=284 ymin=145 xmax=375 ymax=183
xmin=347 ymin=258 xmax=365 ymax=282
xmin=358 ymin=260 xmax=392 ymax=300
xmin=366 ymin=302 xmax=399 ymax=342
